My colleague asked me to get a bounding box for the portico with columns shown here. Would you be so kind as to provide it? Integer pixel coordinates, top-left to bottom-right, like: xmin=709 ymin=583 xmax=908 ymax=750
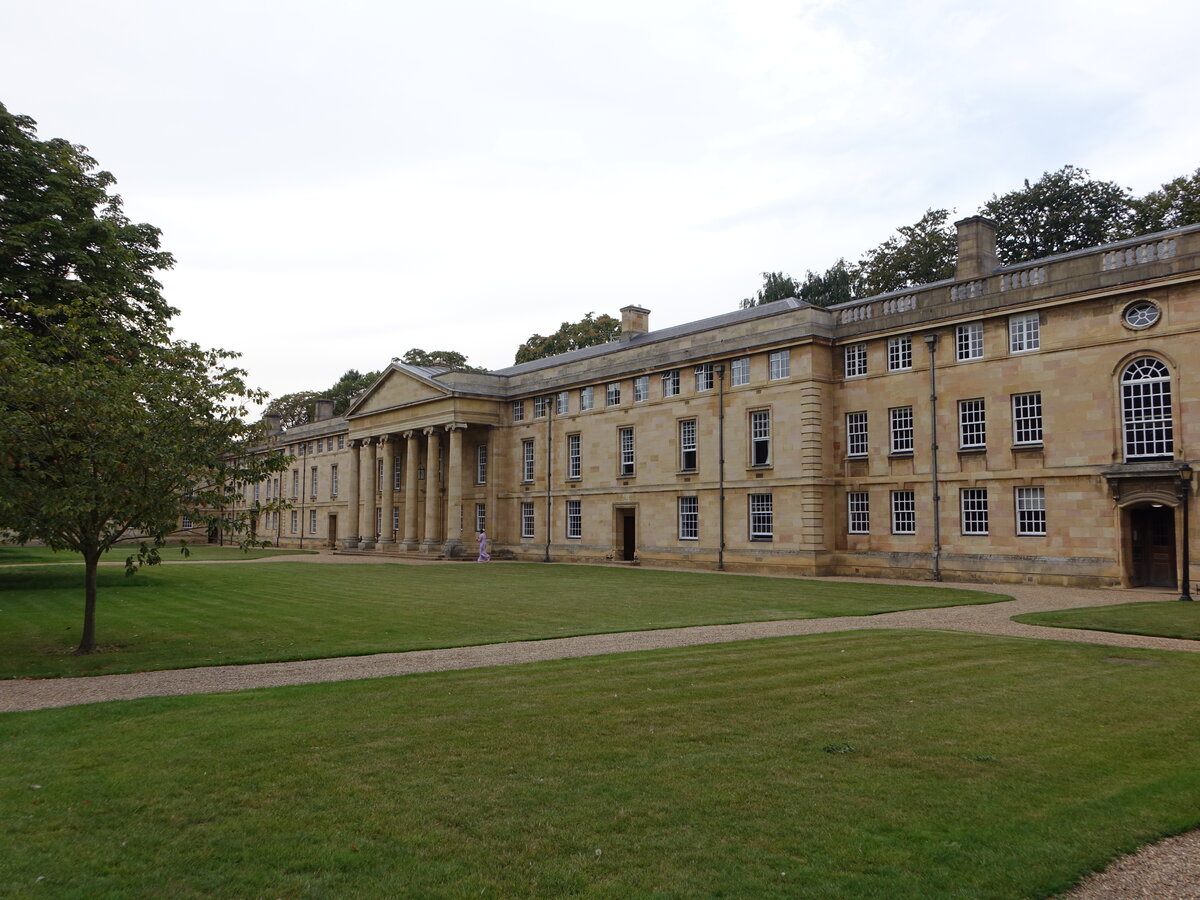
xmin=338 ymin=362 xmax=503 ymax=557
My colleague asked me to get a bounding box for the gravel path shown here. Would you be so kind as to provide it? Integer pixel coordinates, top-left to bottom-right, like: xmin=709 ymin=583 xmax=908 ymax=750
xmin=4 ymin=555 xmax=1198 ymax=897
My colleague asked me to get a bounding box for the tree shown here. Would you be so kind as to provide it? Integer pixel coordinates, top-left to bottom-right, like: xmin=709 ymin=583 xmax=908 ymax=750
xmin=797 ymin=259 xmax=856 ymax=308
xmin=857 ymin=208 xmax=956 ymax=296
xmin=0 ymin=305 xmax=286 ymax=654
xmin=980 ymin=165 xmax=1134 ymax=264
xmin=740 ymin=272 xmax=799 ymax=309
xmin=1131 ymin=167 xmax=1200 ymax=234
xmin=0 ymin=104 xmax=285 ymax=654
xmin=399 ymin=348 xmax=484 ymax=371
xmin=514 ymin=312 xmax=621 ymax=363
xmin=262 ymin=390 xmax=320 ymax=428
xmin=322 ymin=369 xmax=381 ymax=415
xmin=0 ymin=102 xmax=174 ymax=335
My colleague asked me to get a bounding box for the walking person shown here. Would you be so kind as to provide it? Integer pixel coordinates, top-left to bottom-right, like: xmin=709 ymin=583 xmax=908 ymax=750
xmin=476 ymin=529 xmax=491 ymax=562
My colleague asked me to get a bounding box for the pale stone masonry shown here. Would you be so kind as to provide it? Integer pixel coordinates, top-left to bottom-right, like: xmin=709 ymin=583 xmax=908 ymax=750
xmin=232 ymin=217 xmax=1199 ymax=589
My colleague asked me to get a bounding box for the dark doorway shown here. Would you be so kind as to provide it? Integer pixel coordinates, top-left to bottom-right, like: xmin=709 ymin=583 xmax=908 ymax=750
xmin=1130 ymin=505 xmax=1176 ymax=588
xmin=618 ymin=509 xmax=636 ymax=561
xmin=327 ymin=514 xmax=338 ymax=549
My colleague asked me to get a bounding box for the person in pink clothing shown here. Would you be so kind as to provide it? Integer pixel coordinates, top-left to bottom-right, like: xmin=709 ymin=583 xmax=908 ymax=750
xmin=476 ymin=530 xmax=491 ymax=562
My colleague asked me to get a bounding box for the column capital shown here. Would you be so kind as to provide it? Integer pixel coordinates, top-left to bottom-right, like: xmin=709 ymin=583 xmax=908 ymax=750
xmin=422 ymin=426 xmax=437 ymax=436
xmin=377 ymin=434 xmax=393 ymax=445
xmin=402 ymin=430 xmax=415 ymax=440
xmin=445 ymin=422 xmax=467 ymax=433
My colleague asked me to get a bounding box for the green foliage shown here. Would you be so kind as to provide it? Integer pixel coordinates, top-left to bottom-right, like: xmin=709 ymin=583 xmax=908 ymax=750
xmin=981 ymin=165 xmax=1135 ymax=264
xmin=514 ymin=312 xmax=621 ymax=363
xmin=321 ymin=368 xmax=381 ymax=415
xmin=797 ymin=258 xmax=856 ymax=307
xmin=399 ymin=348 xmax=484 ymax=372
xmin=736 ymin=163 xmax=1200 ymax=311
xmin=1131 ymin=166 xmax=1200 ymax=234
xmin=261 ymin=389 xmax=320 ymax=428
xmin=740 ymin=271 xmax=799 ymax=309
xmin=856 ymin=208 xmax=957 ymax=295
xmin=0 ymin=305 xmax=287 ymax=652
xmin=0 ymin=103 xmax=286 ymax=653
xmin=0 ymin=102 xmax=175 ymax=334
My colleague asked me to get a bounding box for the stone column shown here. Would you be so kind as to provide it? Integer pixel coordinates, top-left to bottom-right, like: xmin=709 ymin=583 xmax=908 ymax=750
xmin=421 ymin=426 xmax=443 ymax=552
xmin=342 ymin=439 xmax=361 ymax=550
xmin=378 ymin=435 xmax=396 ymax=550
xmin=358 ymin=437 xmax=378 ymax=550
xmin=402 ymin=430 xmax=420 ymax=550
xmin=443 ymin=424 xmax=466 ymax=557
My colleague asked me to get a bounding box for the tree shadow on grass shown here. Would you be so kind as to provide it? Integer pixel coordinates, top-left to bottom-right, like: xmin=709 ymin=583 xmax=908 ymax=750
xmin=0 ymin=566 xmax=151 ymax=593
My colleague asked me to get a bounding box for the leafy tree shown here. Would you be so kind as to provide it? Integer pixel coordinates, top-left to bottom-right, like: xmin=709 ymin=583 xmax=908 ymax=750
xmin=0 ymin=304 xmax=286 ymax=654
xmin=0 ymin=102 xmax=174 ymax=335
xmin=857 ymin=208 xmax=956 ymax=296
xmin=322 ymin=369 xmax=381 ymax=415
xmin=797 ymin=259 xmax=856 ymax=308
xmin=1131 ymin=167 xmax=1200 ymax=234
xmin=740 ymin=272 xmax=799 ymax=309
xmin=0 ymin=104 xmax=286 ymax=654
xmin=980 ymin=165 xmax=1134 ymax=264
xmin=399 ymin=349 xmax=484 ymax=371
xmin=514 ymin=312 xmax=621 ymax=363
xmin=262 ymin=390 xmax=320 ymax=428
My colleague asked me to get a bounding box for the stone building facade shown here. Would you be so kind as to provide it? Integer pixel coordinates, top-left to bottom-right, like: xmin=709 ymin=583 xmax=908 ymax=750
xmin=238 ymin=217 xmax=1198 ymax=590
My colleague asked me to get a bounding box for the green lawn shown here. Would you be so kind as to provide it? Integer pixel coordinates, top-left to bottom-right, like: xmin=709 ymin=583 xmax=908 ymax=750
xmin=0 ymin=544 xmax=313 ymax=566
xmin=3 ymin=631 xmax=1199 ymax=898
xmin=0 ymin=563 xmax=1002 ymax=678
xmin=1015 ymin=600 xmax=1200 ymax=640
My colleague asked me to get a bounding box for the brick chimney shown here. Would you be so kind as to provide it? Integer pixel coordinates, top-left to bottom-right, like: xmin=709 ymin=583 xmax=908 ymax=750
xmin=954 ymin=216 xmax=999 ymax=281
xmin=620 ymin=305 xmax=650 ymax=341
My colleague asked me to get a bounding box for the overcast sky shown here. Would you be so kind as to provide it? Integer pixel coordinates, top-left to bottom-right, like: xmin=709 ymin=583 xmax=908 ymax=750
xmin=5 ymin=0 xmax=1199 ymax=404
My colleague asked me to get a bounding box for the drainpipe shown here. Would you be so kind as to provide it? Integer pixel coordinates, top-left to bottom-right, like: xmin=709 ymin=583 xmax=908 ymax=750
xmin=716 ymin=364 xmax=726 ymax=571
xmin=544 ymin=395 xmax=553 ymax=563
xmin=1181 ymin=463 xmax=1193 ymax=601
xmin=923 ymin=334 xmax=942 ymax=582
xmin=298 ymin=447 xmax=306 ymax=550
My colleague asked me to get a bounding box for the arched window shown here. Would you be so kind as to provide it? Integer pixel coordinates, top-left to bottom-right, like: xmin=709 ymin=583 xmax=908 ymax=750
xmin=1121 ymin=358 xmax=1174 ymax=459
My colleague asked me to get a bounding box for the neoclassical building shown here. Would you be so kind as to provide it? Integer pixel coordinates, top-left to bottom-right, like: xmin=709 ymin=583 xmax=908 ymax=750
xmin=233 ymin=217 xmax=1197 ymax=590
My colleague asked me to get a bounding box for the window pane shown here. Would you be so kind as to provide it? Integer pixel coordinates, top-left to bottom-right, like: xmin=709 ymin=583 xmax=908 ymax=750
xmin=891 ymin=491 xmax=916 ymax=534
xmin=961 ymin=489 xmax=989 ymax=534
xmin=1015 ymin=487 xmax=1046 ymax=535
xmin=888 ymin=336 xmax=912 ymax=371
xmin=956 ymin=323 xmax=983 ymax=360
xmin=958 ymin=399 xmax=986 ymax=449
xmin=749 ymin=494 xmax=773 ymax=539
xmin=848 ymin=492 xmax=869 ymax=533
xmin=679 ymin=496 xmax=699 ymax=540
xmin=889 ymin=406 xmax=914 ymax=453
xmin=846 ymin=411 xmax=868 ymax=457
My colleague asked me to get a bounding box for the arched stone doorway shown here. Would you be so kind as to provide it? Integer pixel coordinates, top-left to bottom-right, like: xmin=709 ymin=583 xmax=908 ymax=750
xmin=1106 ymin=464 xmax=1192 ymax=590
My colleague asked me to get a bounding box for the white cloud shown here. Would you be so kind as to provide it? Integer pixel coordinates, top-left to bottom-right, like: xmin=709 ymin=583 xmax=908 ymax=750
xmin=4 ymin=0 xmax=1199 ymax=404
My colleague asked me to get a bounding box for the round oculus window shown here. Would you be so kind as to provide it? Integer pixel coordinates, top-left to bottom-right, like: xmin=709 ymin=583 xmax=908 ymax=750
xmin=1123 ymin=300 xmax=1160 ymax=329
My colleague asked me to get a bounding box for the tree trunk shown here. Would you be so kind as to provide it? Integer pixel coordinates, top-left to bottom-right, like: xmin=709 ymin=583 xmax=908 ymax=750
xmin=74 ymin=549 xmax=100 ymax=654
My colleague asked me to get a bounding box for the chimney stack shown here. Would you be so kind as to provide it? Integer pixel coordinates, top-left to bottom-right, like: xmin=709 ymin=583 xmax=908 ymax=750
xmin=620 ymin=305 xmax=650 ymax=341
xmin=314 ymin=398 xmax=335 ymax=421
xmin=954 ymin=216 xmax=998 ymax=281
xmin=261 ymin=413 xmax=282 ymax=436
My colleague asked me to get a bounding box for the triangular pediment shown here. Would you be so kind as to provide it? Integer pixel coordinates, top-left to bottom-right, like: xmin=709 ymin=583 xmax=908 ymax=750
xmin=346 ymin=364 xmax=452 ymax=417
